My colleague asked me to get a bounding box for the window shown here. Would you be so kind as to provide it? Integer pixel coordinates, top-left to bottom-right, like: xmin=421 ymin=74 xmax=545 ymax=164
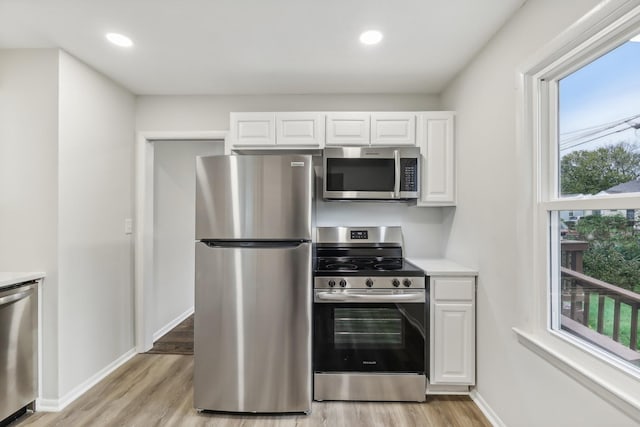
xmin=519 ymin=4 xmax=640 ymax=388
xmin=518 ymin=2 xmax=640 ymax=415
xmin=550 ymin=37 xmax=640 ymax=371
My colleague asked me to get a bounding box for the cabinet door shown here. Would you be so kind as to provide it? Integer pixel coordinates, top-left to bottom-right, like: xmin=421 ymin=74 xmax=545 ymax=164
xmin=230 ymin=113 xmax=275 ymax=147
xmin=431 ymin=303 xmax=474 ymax=385
xmin=417 ymin=112 xmax=455 ymax=206
xmin=430 ymin=276 xmax=475 ymax=386
xmin=276 ymin=113 xmax=325 ymax=146
xmin=326 ymin=112 xmax=370 ymax=146
xmin=371 ymin=113 xmax=416 ymax=146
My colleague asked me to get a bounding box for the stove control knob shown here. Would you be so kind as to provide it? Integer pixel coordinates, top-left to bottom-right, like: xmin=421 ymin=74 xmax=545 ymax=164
xmin=339 ymin=279 xmax=347 ymax=288
xmin=403 ymin=279 xmax=412 ymax=287
xmin=365 ymin=278 xmax=374 ymax=288
xmin=392 ymin=279 xmax=400 ymax=287
xmin=328 ymin=280 xmax=336 ymax=288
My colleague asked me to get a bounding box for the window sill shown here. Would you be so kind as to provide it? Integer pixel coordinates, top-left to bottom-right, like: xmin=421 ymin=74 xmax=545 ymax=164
xmin=513 ymin=327 xmax=640 ymax=422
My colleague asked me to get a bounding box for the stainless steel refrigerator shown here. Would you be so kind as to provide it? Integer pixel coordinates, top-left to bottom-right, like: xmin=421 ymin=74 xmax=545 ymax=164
xmin=193 ymin=154 xmax=313 ymax=414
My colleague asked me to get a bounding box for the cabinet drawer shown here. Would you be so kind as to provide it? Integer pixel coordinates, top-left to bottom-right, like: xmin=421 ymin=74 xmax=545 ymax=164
xmin=432 ymin=277 xmax=474 ymax=301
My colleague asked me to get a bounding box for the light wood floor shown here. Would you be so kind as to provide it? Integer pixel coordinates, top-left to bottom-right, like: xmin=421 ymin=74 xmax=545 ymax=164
xmin=16 ymin=354 xmax=491 ymax=427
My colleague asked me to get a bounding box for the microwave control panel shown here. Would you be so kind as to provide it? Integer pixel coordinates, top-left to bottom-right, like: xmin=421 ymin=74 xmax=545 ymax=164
xmin=400 ymin=158 xmax=418 ymax=192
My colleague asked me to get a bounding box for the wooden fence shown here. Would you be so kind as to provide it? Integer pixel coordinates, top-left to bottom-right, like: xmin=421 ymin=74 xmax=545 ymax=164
xmin=560 ymin=240 xmax=640 ymax=364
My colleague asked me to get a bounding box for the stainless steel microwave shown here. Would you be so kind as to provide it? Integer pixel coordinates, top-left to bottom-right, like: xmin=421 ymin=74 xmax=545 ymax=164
xmin=323 ymin=147 xmax=420 ymax=200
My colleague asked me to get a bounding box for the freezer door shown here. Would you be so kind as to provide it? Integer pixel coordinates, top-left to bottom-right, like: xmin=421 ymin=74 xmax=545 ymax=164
xmin=195 ymin=154 xmax=313 ymax=240
xmin=194 ymin=241 xmax=312 ymax=413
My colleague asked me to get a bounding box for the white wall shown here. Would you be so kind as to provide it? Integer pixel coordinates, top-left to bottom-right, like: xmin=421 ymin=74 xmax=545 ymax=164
xmin=441 ymin=0 xmax=636 ymax=425
xmin=136 ymin=94 xmax=441 ymax=132
xmin=137 ymin=94 xmax=446 ymax=258
xmin=153 ymin=140 xmax=223 ymax=335
xmin=0 ymin=49 xmax=60 ymax=398
xmin=57 ymin=51 xmax=136 ymax=398
xmin=316 ymin=200 xmax=446 ymax=258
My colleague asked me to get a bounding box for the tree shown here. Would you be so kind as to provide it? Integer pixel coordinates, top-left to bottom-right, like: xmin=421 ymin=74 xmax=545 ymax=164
xmin=560 ymin=143 xmax=640 ymax=195
xmin=575 ymin=214 xmax=640 ymax=293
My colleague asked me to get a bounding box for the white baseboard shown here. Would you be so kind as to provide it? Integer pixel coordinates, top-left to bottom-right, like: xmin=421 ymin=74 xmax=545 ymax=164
xmin=153 ymin=306 xmax=194 ymax=343
xmin=36 ymin=348 xmax=137 ymax=412
xmin=470 ymin=389 xmax=506 ymax=427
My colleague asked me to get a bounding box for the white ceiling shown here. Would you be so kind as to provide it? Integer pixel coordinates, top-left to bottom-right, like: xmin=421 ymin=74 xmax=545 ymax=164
xmin=0 ymin=0 xmax=526 ymax=95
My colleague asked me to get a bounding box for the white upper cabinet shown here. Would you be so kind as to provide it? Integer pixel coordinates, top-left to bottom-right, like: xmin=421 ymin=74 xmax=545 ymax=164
xmin=276 ymin=112 xmax=325 ymax=146
xmin=416 ymin=112 xmax=456 ymax=206
xmin=325 ymin=112 xmax=370 ymax=146
xmin=326 ymin=112 xmax=416 ymax=146
xmin=230 ymin=112 xmax=325 ymax=149
xmin=229 ymin=112 xmax=275 ymax=147
xmin=371 ymin=113 xmax=416 ymax=146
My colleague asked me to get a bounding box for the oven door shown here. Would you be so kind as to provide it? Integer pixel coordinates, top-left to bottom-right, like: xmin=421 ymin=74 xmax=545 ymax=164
xmin=314 ymin=289 xmax=425 ymax=373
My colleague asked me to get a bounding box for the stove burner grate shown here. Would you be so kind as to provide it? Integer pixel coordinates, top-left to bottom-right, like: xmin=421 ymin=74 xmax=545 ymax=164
xmin=373 ymin=261 xmax=403 ymax=270
xmin=325 ymin=262 xmax=358 ymax=271
xmin=317 ymin=257 xmax=406 ymax=272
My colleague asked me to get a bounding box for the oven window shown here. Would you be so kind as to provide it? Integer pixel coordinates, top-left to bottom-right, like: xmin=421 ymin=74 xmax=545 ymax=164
xmin=314 ymin=302 xmax=425 ymax=373
xmin=334 ymin=307 xmax=404 ymax=348
xmin=326 ymin=158 xmax=395 ymax=192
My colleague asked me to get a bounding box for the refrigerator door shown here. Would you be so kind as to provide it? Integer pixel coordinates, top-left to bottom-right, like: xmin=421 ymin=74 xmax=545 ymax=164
xmin=194 ymin=241 xmax=312 ymax=413
xmin=196 ymin=155 xmax=313 ymax=240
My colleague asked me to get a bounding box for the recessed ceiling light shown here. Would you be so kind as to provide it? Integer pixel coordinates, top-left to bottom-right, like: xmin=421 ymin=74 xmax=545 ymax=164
xmin=106 ymin=33 xmax=133 ymax=47
xmin=359 ymin=30 xmax=383 ymax=45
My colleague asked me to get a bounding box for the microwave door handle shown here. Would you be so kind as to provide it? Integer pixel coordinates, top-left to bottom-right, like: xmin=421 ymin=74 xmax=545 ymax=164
xmin=393 ymin=149 xmax=400 ymax=198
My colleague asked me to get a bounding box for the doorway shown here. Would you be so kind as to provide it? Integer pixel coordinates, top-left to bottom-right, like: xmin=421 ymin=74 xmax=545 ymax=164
xmin=152 ymin=140 xmax=223 ymax=341
xmin=135 ymin=131 xmax=227 ymax=352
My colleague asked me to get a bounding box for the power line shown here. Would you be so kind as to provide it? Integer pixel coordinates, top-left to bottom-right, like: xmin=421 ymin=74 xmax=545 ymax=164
xmin=560 ymin=125 xmax=636 ymax=151
xmin=560 ymin=113 xmax=640 ymax=137
xmin=559 ymin=115 xmax=640 ymax=152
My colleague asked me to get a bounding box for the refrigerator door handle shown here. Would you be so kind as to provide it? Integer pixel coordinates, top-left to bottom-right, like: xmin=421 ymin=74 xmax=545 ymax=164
xmin=201 ymin=240 xmax=308 ymax=248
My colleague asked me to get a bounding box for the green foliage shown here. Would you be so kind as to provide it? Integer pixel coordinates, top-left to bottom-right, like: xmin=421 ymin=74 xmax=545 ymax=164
xmin=575 ymin=214 xmax=640 ymax=293
xmin=561 ymin=143 xmax=640 ymax=195
xmin=587 ymin=294 xmax=639 ymax=350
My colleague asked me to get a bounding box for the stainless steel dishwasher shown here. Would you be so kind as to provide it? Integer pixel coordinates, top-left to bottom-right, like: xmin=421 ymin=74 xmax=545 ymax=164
xmin=0 ymin=281 xmax=38 ymax=423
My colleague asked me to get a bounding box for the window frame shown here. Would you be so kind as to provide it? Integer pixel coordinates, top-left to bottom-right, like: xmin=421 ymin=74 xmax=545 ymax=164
xmin=516 ymin=0 xmax=640 ymax=419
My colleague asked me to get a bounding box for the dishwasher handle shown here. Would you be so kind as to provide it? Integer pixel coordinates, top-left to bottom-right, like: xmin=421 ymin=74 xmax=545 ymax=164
xmin=0 ymin=288 xmax=34 ymax=307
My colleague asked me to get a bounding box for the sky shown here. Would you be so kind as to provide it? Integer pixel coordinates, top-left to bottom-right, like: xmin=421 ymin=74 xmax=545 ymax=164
xmin=559 ymin=39 xmax=640 ymax=154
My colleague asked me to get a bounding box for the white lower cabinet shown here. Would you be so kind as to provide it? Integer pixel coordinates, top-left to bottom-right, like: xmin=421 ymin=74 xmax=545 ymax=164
xmin=429 ymin=276 xmax=476 ymax=392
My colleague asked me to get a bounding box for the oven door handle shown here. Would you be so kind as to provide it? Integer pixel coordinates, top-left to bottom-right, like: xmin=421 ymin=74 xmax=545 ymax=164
xmin=315 ymin=291 xmax=425 ymax=303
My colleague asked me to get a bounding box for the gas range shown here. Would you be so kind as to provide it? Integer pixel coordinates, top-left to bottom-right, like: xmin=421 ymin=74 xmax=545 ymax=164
xmin=313 ymin=226 xmax=425 ymax=289
xmin=312 ymin=226 xmax=427 ymax=403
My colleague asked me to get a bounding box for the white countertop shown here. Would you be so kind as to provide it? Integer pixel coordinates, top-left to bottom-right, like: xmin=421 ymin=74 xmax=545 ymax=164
xmin=0 ymin=272 xmax=45 ymax=289
xmin=408 ymin=258 xmax=478 ymax=276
